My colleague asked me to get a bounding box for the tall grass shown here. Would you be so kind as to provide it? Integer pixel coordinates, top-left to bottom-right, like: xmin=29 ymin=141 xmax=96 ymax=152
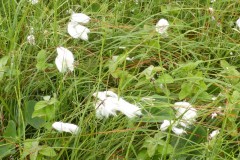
xmin=0 ymin=0 xmax=240 ymax=159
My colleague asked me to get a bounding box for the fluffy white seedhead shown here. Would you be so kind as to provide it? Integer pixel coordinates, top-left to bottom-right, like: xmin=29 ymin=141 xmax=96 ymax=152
xmin=27 ymin=35 xmax=35 ymax=45
xmin=209 ymin=129 xmax=220 ymax=139
xmin=68 ymin=21 xmax=90 ymax=40
xmin=155 ymin=18 xmax=169 ymax=34
xmin=29 ymin=0 xmax=38 ymax=4
xmin=55 ymin=47 xmax=74 ymax=73
xmin=160 ymin=120 xmax=171 ymax=131
xmin=172 ymin=127 xmax=186 ymax=135
xmin=174 ymin=102 xmax=197 ymax=128
xmin=174 ymin=102 xmax=192 ymax=109
xmin=236 ymin=18 xmax=240 ymax=30
xmin=95 ymin=97 xmax=119 ymax=118
xmin=71 ymin=13 xmax=90 ymax=24
xmin=52 ymin=122 xmax=79 ymax=134
xmin=118 ymin=98 xmax=142 ymax=118
xmin=93 ymin=91 xmax=142 ymax=118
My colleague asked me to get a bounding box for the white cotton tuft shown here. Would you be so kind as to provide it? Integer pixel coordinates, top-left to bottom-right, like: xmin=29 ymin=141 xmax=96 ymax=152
xmin=52 ymin=122 xmax=79 ymax=134
xmin=172 ymin=127 xmax=186 ymax=135
xmin=95 ymin=97 xmax=119 ymax=118
xmin=27 ymin=35 xmax=35 ymax=45
xmin=55 ymin=47 xmax=74 ymax=73
xmin=68 ymin=21 xmax=90 ymax=40
xmin=117 ymin=98 xmax=142 ymax=118
xmin=160 ymin=120 xmax=171 ymax=131
xmin=93 ymin=91 xmax=142 ymax=118
xmin=155 ymin=18 xmax=169 ymax=35
xmin=209 ymin=129 xmax=220 ymax=139
xmin=236 ymin=18 xmax=240 ymax=30
xmin=174 ymin=102 xmax=197 ymax=128
xmin=71 ymin=13 xmax=90 ymax=24
xmin=160 ymin=120 xmax=186 ymax=135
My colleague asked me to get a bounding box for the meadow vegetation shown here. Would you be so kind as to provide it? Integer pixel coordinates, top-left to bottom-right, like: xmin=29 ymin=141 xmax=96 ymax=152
xmin=0 ymin=0 xmax=240 ymax=159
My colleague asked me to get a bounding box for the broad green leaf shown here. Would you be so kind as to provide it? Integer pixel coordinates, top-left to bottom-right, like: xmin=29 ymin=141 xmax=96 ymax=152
xmin=231 ymin=91 xmax=240 ymax=103
xmin=157 ymin=73 xmax=174 ymax=83
xmin=145 ymin=137 xmax=158 ymax=157
xmin=34 ymin=101 xmax=48 ymax=111
xmin=158 ymin=144 xmax=174 ymax=155
xmin=39 ymin=146 xmax=57 ymax=157
xmin=91 ymin=3 xmax=101 ymax=12
xmin=196 ymin=91 xmax=212 ymax=101
xmin=179 ymin=82 xmax=192 ymax=100
xmin=22 ymin=139 xmax=40 ymax=160
xmin=220 ymin=60 xmax=240 ymax=84
xmin=172 ymin=61 xmax=202 ymax=76
xmin=0 ymin=142 xmax=15 ymax=159
xmin=108 ymin=54 xmax=126 ymax=73
xmin=154 ymin=132 xmax=166 ymax=141
xmin=137 ymin=149 xmax=150 ymax=160
xmin=3 ymin=120 xmax=17 ymax=142
xmin=24 ymin=101 xmax=45 ymax=129
xmin=32 ymin=109 xmax=48 ymax=118
xmin=32 ymin=97 xmax=58 ymax=120
xmin=220 ymin=60 xmax=230 ymax=68
xmin=36 ymin=50 xmax=48 ymax=71
xmin=0 ymin=56 xmax=9 ymax=67
xmin=140 ymin=65 xmax=155 ymax=79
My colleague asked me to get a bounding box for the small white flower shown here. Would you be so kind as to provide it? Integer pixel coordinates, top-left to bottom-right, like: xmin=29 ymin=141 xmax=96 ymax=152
xmin=27 ymin=35 xmax=35 ymax=45
xmin=211 ymin=112 xmax=218 ymax=119
xmin=55 ymin=47 xmax=74 ymax=73
xmin=68 ymin=21 xmax=90 ymax=40
xmin=29 ymin=0 xmax=38 ymax=4
xmin=160 ymin=120 xmax=171 ymax=131
xmin=155 ymin=18 xmax=169 ymax=35
xmin=230 ymin=52 xmax=233 ymax=56
xmin=210 ymin=0 xmax=216 ymax=3
xmin=93 ymin=91 xmax=142 ymax=118
xmin=71 ymin=12 xmax=90 ymax=24
xmin=52 ymin=122 xmax=79 ymax=134
xmin=208 ymin=7 xmax=214 ymax=14
xmin=209 ymin=129 xmax=220 ymax=139
xmin=236 ymin=18 xmax=240 ymax=30
xmin=211 ymin=96 xmax=217 ymax=101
